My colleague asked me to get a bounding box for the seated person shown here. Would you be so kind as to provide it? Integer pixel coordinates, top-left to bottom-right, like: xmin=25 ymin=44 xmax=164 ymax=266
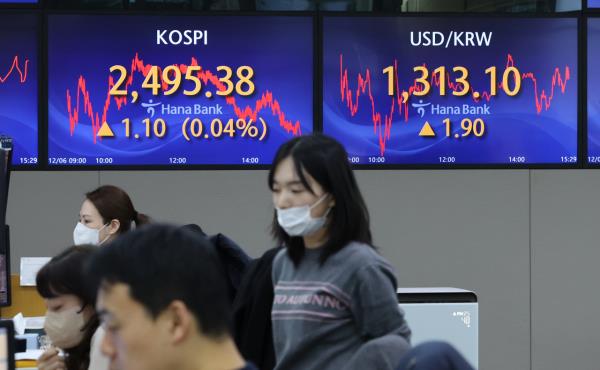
xmin=86 ymin=224 xmax=256 ymax=370
xmin=74 ymin=185 xmax=150 ymax=246
xmin=36 ymin=245 xmax=109 ymax=370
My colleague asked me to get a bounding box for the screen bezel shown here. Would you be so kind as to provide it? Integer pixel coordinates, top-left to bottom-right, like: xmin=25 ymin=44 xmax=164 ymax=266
xmin=585 ymin=15 xmax=600 ymax=165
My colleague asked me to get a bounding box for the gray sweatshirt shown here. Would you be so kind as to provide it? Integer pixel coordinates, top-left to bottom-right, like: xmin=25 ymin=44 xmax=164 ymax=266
xmin=271 ymin=242 xmax=411 ymax=370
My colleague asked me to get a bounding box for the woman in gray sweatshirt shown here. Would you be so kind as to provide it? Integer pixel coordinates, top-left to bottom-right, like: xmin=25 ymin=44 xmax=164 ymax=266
xmin=269 ymin=134 xmax=411 ymax=370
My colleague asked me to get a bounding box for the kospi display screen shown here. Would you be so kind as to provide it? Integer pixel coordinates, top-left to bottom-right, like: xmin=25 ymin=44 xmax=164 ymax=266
xmin=323 ymin=17 xmax=578 ymax=166
xmin=0 ymin=14 xmax=38 ymax=166
xmin=47 ymin=15 xmax=313 ymax=167
xmin=588 ymin=18 xmax=600 ymax=164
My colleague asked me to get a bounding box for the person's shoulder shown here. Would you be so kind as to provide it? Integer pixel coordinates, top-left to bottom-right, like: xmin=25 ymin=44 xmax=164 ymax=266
xmin=273 ymin=246 xmax=289 ymax=265
xmin=333 ymin=242 xmax=395 ymax=272
xmin=336 ymin=241 xmax=380 ymax=262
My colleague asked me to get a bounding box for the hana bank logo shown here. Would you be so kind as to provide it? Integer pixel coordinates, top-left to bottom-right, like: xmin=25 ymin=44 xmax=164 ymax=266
xmin=412 ymin=99 xmax=431 ymax=118
xmin=141 ymin=99 xmax=162 ymax=118
xmin=453 ymin=311 xmax=472 ymax=328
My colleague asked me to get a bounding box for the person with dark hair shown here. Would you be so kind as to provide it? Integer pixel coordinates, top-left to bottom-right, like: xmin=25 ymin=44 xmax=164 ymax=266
xmin=269 ymin=134 xmax=411 ymax=370
xmin=74 ymin=185 xmax=150 ymax=246
xmin=36 ymin=245 xmax=109 ymax=370
xmin=86 ymin=224 xmax=256 ymax=370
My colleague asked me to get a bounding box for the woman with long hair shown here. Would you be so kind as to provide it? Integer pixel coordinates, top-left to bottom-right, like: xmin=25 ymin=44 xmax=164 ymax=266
xmin=269 ymin=134 xmax=411 ymax=370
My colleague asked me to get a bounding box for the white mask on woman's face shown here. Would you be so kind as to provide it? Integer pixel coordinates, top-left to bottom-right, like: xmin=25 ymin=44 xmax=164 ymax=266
xmin=73 ymin=222 xmax=109 ymax=246
xmin=43 ymin=306 xmax=87 ymax=349
xmin=276 ymin=194 xmax=331 ymax=237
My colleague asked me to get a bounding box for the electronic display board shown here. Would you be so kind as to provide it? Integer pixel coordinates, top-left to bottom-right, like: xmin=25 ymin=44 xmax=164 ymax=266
xmin=323 ymin=16 xmax=578 ymax=166
xmin=48 ymin=14 xmax=313 ymax=167
xmin=0 ymin=13 xmax=38 ymax=166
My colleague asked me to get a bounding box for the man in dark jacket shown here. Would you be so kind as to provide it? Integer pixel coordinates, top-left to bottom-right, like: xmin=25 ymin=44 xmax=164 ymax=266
xmin=87 ymin=224 xmax=257 ymax=370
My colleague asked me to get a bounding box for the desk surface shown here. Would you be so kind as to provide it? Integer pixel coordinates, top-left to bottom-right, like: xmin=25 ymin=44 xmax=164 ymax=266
xmin=15 ymin=359 xmax=36 ymax=369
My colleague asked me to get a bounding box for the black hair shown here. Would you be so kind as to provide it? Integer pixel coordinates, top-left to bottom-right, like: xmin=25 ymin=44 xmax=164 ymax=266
xmin=268 ymin=134 xmax=373 ymax=265
xmin=36 ymin=245 xmax=99 ymax=370
xmin=86 ymin=224 xmax=230 ymax=338
xmin=85 ymin=185 xmax=150 ymax=234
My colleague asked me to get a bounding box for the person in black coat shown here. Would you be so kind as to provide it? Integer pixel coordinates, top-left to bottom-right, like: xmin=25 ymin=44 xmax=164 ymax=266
xmin=181 ymin=224 xmax=252 ymax=304
xmin=232 ymin=247 xmax=282 ymax=370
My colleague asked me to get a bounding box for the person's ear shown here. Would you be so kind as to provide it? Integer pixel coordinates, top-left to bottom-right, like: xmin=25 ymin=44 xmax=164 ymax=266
xmin=107 ymin=219 xmax=120 ymax=235
xmin=161 ymin=300 xmax=193 ymax=345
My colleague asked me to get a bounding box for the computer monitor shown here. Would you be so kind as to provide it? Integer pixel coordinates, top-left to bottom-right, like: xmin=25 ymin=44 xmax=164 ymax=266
xmin=0 ymin=320 xmax=15 ymax=370
xmin=398 ymin=288 xmax=478 ymax=369
xmin=0 ymin=137 xmax=11 ymax=226
xmin=0 ymin=143 xmax=12 ymax=307
xmin=0 ymin=226 xmax=10 ymax=307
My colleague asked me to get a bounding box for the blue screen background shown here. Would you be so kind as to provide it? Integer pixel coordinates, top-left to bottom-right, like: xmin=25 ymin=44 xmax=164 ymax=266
xmin=0 ymin=14 xmax=38 ymax=166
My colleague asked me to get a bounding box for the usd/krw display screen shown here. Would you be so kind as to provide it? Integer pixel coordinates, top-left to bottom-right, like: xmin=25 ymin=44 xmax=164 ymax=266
xmin=48 ymin=15 xmax=313 ymax=166
xmin=0 ymin=14 xmax=38 ymax=166
xmin=323 ymin=17 xmax=578 ymax=165
xmin=588 ymin=18 xmax=600 ymax=163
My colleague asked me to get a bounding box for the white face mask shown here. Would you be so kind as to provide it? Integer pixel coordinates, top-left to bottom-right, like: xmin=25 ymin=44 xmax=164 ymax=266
xmin=73 ymin=222 xmax=109 ymax=246
xmin=276 ymin=194 xmax=331 ymax=237
xmin=44 ymin=306 xmax=87 ymax=349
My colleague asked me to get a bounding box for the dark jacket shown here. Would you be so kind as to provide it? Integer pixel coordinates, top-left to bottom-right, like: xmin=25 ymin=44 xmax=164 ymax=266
xmin=232 ymin=247 xmax=282 ymax=370
xmin=208 ymin=233 xmax=252 ymax=303
xmin=181 ymin=224 xmax=252 ymax=303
